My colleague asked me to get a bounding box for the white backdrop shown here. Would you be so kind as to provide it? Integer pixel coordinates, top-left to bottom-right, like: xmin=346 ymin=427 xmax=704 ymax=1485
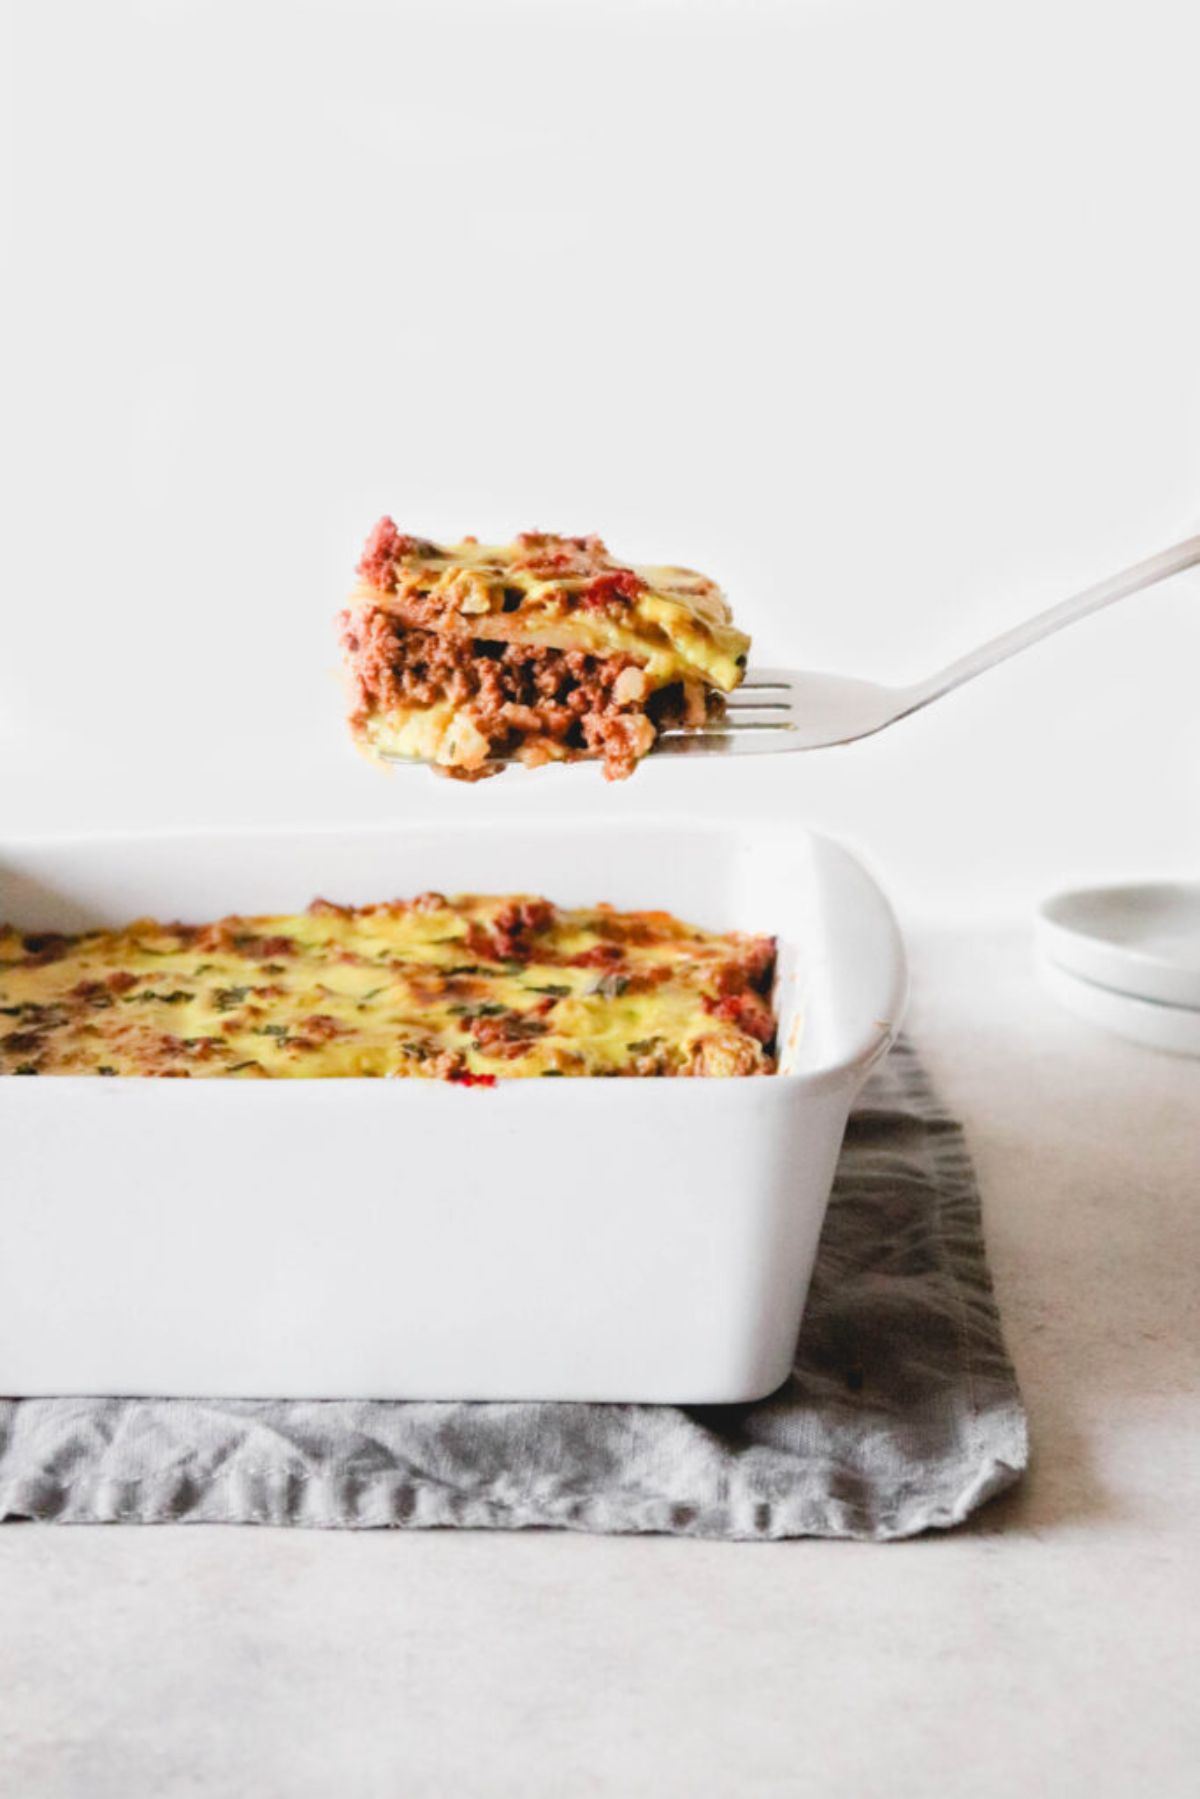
xmin=3 ymin=0 xmax=1198 ymax=921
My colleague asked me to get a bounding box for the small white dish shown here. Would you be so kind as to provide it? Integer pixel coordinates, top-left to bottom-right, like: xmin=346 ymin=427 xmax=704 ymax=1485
xmin=1036 ymin=952 xmax=1200 ymax=1057
xmin=1037 ymin=882 xmax=1200 ymax=1009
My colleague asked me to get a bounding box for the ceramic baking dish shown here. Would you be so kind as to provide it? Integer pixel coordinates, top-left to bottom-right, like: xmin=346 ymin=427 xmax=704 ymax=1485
xmin=0 ymin=820 xmax=906 ymax=1403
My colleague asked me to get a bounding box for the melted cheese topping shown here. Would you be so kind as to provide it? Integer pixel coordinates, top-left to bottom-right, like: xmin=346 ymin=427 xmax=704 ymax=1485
xmin=0 ymin=896 xmax=777 ymax=1080
xmin=357 ymin=528 xmax=751 ymax=691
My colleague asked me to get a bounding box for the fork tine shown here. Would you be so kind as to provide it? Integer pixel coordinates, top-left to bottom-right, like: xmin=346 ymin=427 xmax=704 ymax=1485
xmin=723 ymin=698 xmax=791 ymax=711
xmin=659 ymin=720 xmax=797 ymax=738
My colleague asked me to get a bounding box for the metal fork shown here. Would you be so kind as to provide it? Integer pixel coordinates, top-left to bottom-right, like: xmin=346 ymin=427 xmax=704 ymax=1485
xmin=661 ymin=533 xmax=1200 ymax=755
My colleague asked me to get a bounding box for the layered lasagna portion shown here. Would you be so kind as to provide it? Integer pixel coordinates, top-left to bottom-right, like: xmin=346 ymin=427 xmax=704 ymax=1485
xmin=340 ymin=523 xmax=750 ymax=779
xmin=0 ymin=895 xmax=777 ymax=1080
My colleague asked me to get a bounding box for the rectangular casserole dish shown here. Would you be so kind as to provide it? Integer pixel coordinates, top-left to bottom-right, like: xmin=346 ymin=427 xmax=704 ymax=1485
xmin=0 ymin=820 xmax=906 ymax=1403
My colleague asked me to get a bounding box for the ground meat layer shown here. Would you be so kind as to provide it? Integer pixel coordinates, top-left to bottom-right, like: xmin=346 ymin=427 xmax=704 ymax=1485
xmin=341 ymin=609 xmax=699 ymax=780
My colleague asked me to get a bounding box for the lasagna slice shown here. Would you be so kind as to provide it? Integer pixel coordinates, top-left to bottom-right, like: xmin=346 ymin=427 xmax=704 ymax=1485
xmin=339 ymin=523 xmax=751 ymax=780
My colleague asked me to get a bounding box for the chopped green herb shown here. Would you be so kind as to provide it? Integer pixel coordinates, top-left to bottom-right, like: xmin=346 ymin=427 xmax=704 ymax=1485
xmin=4 ymin=1002 xmax=65 ymax=1027
xmin=358 ymin=986 xmax=386 ymax=1004
xmin=540 ymin=1069 xmax=565 ymax=1077
xmin=626 ymin=1036 xmax=663 ymax=1054
xmin=97 ymin=1066 xmax=117 ymax=1076
xmin=226 ymin=1060 xmax=259 ymax=1073
xmin=130 ymin=989 xmax=193 ymax=1005
xmin=213 ymin=985 xmax=250 ymax=1012
xmin=447 ymin=1002 xmax=511 ymax=1018
xmin=586 ymin=973 xmax=629 ymax=998
xmin=252 ymin=1023 xmax=290 ymax=1040
xmin=527 ymin=983 xmax=570 ymax=997
xmin=12 ymin=1063 xmax=39 ymax=1075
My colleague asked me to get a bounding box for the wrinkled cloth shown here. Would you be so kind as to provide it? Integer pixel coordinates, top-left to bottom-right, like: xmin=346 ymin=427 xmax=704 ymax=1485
xmin=0 ymin=1039 xmax=1026 ymax=1539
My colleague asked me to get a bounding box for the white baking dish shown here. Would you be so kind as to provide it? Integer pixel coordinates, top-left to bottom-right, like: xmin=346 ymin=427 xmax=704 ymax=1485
xmin=0 ymin=820 xmax=906 ymax=1403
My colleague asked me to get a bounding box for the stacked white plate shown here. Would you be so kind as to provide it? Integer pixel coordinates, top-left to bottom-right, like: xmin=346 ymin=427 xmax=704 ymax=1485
xmin=1036 ymin=882 xmax=1200 ymax=1056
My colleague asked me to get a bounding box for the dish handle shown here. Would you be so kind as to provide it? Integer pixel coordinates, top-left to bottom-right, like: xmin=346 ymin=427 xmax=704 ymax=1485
xmin=805 ymin=834 xmax=909 ymax=1086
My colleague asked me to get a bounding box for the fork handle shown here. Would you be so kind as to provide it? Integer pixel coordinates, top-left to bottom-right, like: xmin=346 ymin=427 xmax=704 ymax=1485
xmin=902 ymin=533 xmax=1200 ymax=710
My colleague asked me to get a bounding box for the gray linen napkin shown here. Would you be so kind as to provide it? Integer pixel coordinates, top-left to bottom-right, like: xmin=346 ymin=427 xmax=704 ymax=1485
xmin=0 ymin=1039 xmax=1027 ymax=1539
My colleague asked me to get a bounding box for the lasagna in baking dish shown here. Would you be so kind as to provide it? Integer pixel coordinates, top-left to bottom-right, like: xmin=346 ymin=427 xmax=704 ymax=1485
xmin=339 ymin=522 xmax=751 ymax=779
xmin=0 ymin=896 xmax=776 ymax=1080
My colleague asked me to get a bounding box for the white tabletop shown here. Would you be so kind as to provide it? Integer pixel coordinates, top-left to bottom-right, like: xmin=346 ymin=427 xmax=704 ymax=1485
xmin=2 ymin=924 xmax=1198 ymax=1799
